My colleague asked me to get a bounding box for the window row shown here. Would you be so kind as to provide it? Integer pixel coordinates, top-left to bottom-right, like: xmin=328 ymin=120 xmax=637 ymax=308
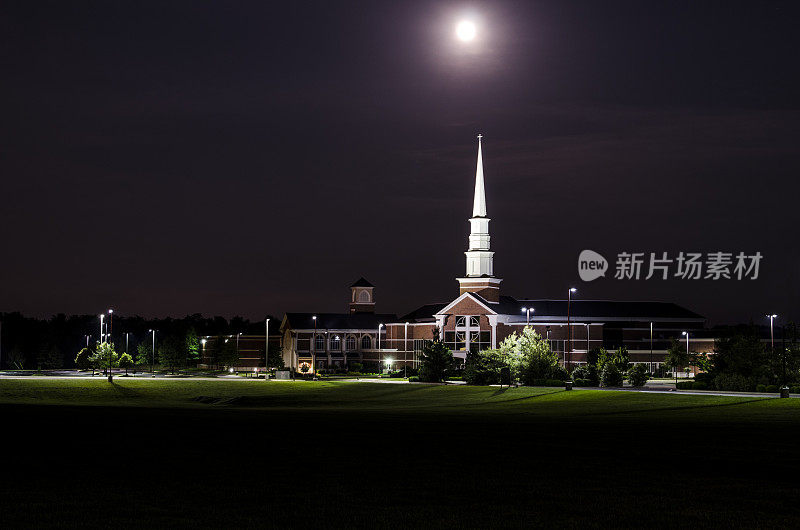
xmin=298 ymin=335 xmax=373 ymax=351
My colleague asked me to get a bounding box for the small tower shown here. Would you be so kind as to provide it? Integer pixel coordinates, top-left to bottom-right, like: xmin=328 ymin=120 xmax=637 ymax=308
xmin=457 ymin=135 xmax=502 ymax=302
xmin=349 ymin=277 xmax=376 ymax=313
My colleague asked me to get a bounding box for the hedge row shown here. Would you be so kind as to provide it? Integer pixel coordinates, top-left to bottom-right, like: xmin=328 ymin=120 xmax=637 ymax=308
xmin=677 ymin=381 xmax=800 ymax=393
xmin=676 ymin=381 xmax=708 ymax=390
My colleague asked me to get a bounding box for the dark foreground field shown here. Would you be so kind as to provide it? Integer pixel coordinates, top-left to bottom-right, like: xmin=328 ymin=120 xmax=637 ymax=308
xmin=1 ymin=379 xmax=799 ymax=528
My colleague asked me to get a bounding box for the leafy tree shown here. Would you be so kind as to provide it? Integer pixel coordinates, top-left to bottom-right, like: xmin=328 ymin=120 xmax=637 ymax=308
xmin=185 ymin=328 xmax=200 ymax=363
xmin=136 ymin=341 xmax=154 ymax=369
xmin=663 ymin=339 xmax=691 ymax=381
xmin=597 ymin=346 xmax=629 ymax=373
xmin=75 ymin=347 xmax=92 ymax=370
xmin=627 ymin=363 xmax=649 ymax=387
xmin=712 ymin=329 xmax=766 ymax=379
xmin=118 ymin=352 xmax=133 ymax=375
xmin=517 ymin=327 xmax=559 ymax=384
xmin=216 ymin=335 xmax=239 ymax=369
xmin=37 ymin=344 xmax=63 ymax=370
xmin=465 ymin=348 xmax=507 ymax=385
xmin=267 ymin=343 xmax=285 ymax=369
xmin=159 ymin=336 xmax=185 ymax=374
xmin=600 ymin=364 xmax=623 ymax=387
xmin=6 ymin=346 xmax=25 ymax=369
xmin=418 ymin=328 xmax=454 ymax=383
xmin=89 ymin=343 xmax=119 ymax=373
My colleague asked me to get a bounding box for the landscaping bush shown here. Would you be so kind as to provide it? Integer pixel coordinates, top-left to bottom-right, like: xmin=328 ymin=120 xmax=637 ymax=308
xmin=600 ymin=365 xmax=623 ymax=387
xmin=756 ymin=384 xmax=766 ymax=393
xmin=692 ymin=382 xmax=708 ymax=390
xmin=765 ymin=384 xmax=779 ymax=393
xmin=694 ymin=372 xmax=712 ymax=385
xmin=545 ymin=379 xmax=564 ymax=387
xmin=348 ymin=362 xmax=363 ymax=373
xmin=571 ymin=365 xmax=599 ymax=385
xmin=574 ymin=378 xmax=598 ymax=387
xmin=627 ymin=363 xmax=649 ymax=387
xmin=714 ymin=373 xmax=753 ymax=392
xmin=408 ymin=376 xmax=419 ymax=383
xmin=550 ymin=365 xmax=568 ymax=382
xmin=791 ymin=386 xmax=800 ymax=394
xmin=676 ymin=381 xmax=694 ymax=390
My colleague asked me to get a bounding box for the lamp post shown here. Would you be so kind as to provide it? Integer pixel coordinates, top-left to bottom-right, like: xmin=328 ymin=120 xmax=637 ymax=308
xmin=585 ymin=323 xmax=590 ymax=357
xmin=767 ymin=314 xmax=779 ymax=383
xmin=649 ymin=322 xmax=654 ymax=374
xmin=378 ymin=323 xmax=384 ymax=372
xmin=404 ymin=321 xmax=409 ymax=378
xmin=107 ymin=309 xmax=114 ymax=347
xmin=236 ymin=332 xmax=242 ymax=364
xmin=265 ymin=318 xmax=270 ymax=380
xmin=680 ymin=331 xmax=689 ymax=384
xmin=85 ymin=335 xmax=91 ymax=347
xmin=567 ymin=288 xmax=577 ymax=371
xmin=99 ymin=314 xmax=105 ymax=344
xmin=521 ymin=307 xmax=534 ymax=327
xmin=148 ymin=329 xmax=157 ymax=377
xmin=201 ymin=338 xmax=207 ymax=366
xmin=312 ymin=316 xmax=317 ymax=378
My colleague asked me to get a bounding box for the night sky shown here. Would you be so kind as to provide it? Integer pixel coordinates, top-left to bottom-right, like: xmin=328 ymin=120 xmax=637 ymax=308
xmin=1 ymin=1 xmax=798 ymax=325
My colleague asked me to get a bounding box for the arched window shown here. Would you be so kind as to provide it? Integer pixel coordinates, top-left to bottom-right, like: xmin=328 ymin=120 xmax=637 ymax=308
xmin=346 ymin=336 xmax=357 ymax=351
xmin=358 ymin=290 xmax=370 ymax=303
xmin=361 ymin=335 xmax=372 ymax=350
xmin=315 ymin=335 xmax=325 ymax=351
xmin=330 ymin=335 xmax=341 ymax=350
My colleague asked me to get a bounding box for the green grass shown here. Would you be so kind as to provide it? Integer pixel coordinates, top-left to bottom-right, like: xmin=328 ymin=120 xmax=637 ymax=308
xmin=1 ymin=379 xmax=800 ymax=527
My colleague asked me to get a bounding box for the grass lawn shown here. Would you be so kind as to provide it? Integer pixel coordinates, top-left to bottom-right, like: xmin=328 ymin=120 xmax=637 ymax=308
xmin=1 ymin=379 xmax=799 ymax=528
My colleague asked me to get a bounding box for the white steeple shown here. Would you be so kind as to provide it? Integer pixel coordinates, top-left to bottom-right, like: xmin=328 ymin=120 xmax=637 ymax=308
xmin=465 ymin=134 xmax=494 ymax=278
xmin=472 ymin=134 xmax=487 ymax=217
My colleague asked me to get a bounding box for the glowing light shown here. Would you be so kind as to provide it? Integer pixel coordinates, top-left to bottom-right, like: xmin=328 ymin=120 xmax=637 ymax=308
xmin=456 ymin=20 xmax=476 ymax=42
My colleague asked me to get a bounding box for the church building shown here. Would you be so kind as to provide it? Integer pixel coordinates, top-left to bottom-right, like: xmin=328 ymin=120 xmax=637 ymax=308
xmin=280 ymin=136 xmax=712 ymax=374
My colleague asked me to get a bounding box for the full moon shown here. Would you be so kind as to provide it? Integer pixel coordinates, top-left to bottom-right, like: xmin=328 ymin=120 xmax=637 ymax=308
xmin=455 ymin=20 xmax=476 ymax=42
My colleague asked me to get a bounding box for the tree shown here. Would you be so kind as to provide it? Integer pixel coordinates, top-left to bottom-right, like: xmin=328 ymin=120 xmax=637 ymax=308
xmin=597 ymin=346 xmax=629 ymax=373
xmin=418 ymin=328 xmax=454 ymax=383
xmin=663 ymin=339 xmax=691 ymax=382
xmin=37 ymin=344 xmax=63 ymax=370
xmin=185 ymin=328 xmax=200 ymax=364
xmin=627 ymin=363 xmax=649 ymax=387
xmin=517 ymin=327 xmax=559 ymax=385
xmin=118 ymin=352 xmax=133 ymax=375
xmin=75 ymin=347 xmax=92 ymax=371
xmin=6 ymin=347 xmax=25 ymax=370
xmin=600 ymin=364 xmax=623 ymax=387
xmin=89 ymin=343 xmax=119 ymax=373
xmin=267 ymin=343 xmax=285 ymax=370
xmin=159 ymin=336 xmax=185 ymax=374
xmin=712 ymin=329 xmax=766 ymax=379
xmin=216 ymin=335 xmax=239 ymax=369
xmin=136 ymin=341 xmax=154 ymax=370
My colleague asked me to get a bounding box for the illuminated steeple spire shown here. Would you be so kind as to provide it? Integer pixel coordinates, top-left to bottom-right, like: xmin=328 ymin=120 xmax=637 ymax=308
xmin=472 ymin=134 xmax=487 ymax=217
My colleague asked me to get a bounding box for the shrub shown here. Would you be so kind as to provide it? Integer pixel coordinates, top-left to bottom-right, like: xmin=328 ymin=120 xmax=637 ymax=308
xmin=571 ymin=365 xmax=591 ymax=380
xmin=550 ymin=365 xmax=568 ymax=382
xmin=408 ymin=376 xmax=419 ymax=383
xmin=756 ymin=384 xmax=766 ymax=393
xmin=573 ymin=378 xmax=588 ymax=387
xmin=600 ymin=365 xmax=623 ymax=387
xmin=694 ymin=372 xmax=712 ymax=385
xmin=692 ymin=382 xmax=708 ymax=390
xmin=714 ymin=373 xmax=753 ymax=392
xmin=791 ymin=386 xmax=800 ymax=394
xmin=765 ymin=384 xmax=779 ymax=393
xmin=348 ymin=362 xmax=363 ymax=373
xmin=676 ymin=381 xmax=694 ymax=390
xmin=627 ymin=363 xmax=649 ymax=387
xmin=545 ymin=379 xmax=564 ymax=387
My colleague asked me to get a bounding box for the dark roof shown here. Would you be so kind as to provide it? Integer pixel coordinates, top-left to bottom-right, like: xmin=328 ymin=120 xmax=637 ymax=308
xmin=406 ymin=293 xmax=704 ymax=322
xmin=350 ymin=277 xmax=374 ymax=288
xmin=283 ymin=312 xmax=396 ymax=330
xmin=399 ymin=303 xmax=448 ymax=323
xmin=498 ymin=297 xmax=705 ymax=320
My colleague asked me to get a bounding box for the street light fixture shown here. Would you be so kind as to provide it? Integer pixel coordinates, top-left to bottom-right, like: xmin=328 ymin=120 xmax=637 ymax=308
xmin=521 ymin=307 xmax=534 ymax=326
xmin=148 ymin=329 xmax=157 ymax=377
xmin=312 ymin=316 xmax=317 ymax=378
xmin=378 ymin=323 xmax=384 ymax=371
xmin=265 ymin=318 xmax=270 ymax=380
xmin=680 ymin=331 xmax=689 ymax=385
xmin=99 ymin=314 xmax=105 ymax=344
xmin=567 ymin=288 xmax=577 ymax=372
